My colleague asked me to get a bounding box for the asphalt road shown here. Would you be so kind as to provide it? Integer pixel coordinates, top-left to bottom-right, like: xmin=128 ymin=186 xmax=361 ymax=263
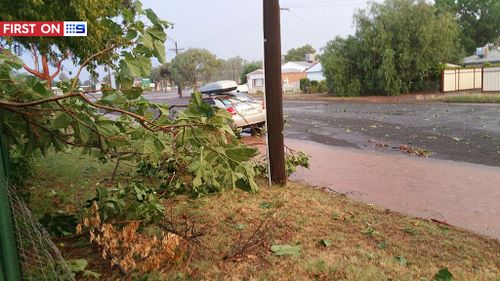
xmin=284 ymin=101 xmax=500 ymax=167
xmin=141 ymin=92 xmax=500 ymax=167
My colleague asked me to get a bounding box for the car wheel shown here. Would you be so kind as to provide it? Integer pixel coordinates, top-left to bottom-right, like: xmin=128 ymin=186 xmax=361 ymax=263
xmin=250 ymin=124 xmax=264 ymax=136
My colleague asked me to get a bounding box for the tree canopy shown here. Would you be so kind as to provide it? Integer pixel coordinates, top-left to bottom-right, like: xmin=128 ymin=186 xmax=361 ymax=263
xmin=321 ymin=0 xmax=462 ymax=96
xmin=435 ymin=0 xmax=500 ymax=54
xmin=214 ymin=57 xmax=244 ymax=82
xmin=284 ymin=45 xmax=316 ymax=62
xmin=0 ymin=0 xmax=163 ymax=86
xmin=170 ymin=48 xmax=221 ymax=91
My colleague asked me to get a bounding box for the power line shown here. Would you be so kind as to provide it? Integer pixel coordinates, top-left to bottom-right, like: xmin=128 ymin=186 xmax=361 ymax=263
xmin=285 ymin=8 xmax=331 ymax=38
xmin=184 ymin=11 xmax=261 ymax=47
xmin=284 ymin=0 xmax=368 ymax=9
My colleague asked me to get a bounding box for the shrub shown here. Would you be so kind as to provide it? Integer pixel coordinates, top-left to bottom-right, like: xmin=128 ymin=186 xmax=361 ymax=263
xmin=300 ymin=78 xmax=311 ymax=92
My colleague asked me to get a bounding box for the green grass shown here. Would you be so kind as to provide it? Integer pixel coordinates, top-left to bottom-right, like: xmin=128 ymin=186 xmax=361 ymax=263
xmin=24 ymin=150 xmax=500 ymax=280
xmin=24 ymin=149 xmax=132 ymax=218
xmin=441 ymin=94 xmax=500 ymax=103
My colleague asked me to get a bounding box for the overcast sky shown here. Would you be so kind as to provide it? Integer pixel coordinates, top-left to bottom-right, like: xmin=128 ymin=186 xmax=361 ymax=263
xmin=142 ymin=0 xmax=373 ymax=61
xmin=23 ymin=0 xmax=377 ymax=81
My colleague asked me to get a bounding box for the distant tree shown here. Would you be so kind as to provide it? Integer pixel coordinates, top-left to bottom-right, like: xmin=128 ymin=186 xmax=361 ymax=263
xmin=58 ymin=72 xmax=71 ymax=83
xmin=240 ymin=62 xmax=262 ymax=84
xmin=321 ymin=0 xmax=462 ymax=96
xmin=435 ymin=0 xmax=500 ymax=53
xmin=150 ymin=64 xmax=173 ymax=91
xmin=284 ymin=45 xmax=316 ymax=62
xmin=170 ymin=48 xmax=221 ymax=91
xmin=215 ymin=57 xmax=244 ymax=82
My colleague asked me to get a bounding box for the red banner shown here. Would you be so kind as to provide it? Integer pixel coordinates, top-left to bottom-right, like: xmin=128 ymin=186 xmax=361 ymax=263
xmin=0 ymin=22 xmax=64 ymax=36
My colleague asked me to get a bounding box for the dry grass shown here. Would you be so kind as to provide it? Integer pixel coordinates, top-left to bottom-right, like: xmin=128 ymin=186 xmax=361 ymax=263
xmin=159 ymin=182 xmax=500 ymax=281
xmin=440 ymin=94 xmax=500 ymax=103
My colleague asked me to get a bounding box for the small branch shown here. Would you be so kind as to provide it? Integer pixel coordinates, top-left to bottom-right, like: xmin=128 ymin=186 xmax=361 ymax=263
xmin=0 ymin=93 xmax=81 ymax=107
xmin=71 ymin=44 xmax=123 ymax=91
xmin=110 ymin=158 xmax=121 ymax=184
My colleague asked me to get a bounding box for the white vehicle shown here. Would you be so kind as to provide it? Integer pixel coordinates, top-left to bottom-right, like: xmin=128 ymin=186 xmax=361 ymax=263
xmin=235 ymin=84 xmax=249 ymax=93
xmin=200 ymin=81 xmax=265 ymax=130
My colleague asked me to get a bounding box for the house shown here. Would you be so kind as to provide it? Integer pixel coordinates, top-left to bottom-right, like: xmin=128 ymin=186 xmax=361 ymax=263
xmin=248 ymin=61 xmax=315 ymax=94
xmin=281 ymin=61 xmax=313 ymax=93
xmin=247 ymin=69 xmax=265 ymax=94
xmin=464 ymin=46 xmax=500 ymax=66
xmin=305 ymin=61 xmax=325 ymax=81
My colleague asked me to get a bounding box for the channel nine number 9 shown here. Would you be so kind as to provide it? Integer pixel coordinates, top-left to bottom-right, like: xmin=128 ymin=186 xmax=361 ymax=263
xmin=64 ymin=22 xmax=87 ymax=37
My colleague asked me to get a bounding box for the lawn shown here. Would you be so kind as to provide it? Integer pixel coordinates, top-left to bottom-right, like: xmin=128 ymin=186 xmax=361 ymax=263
xmin=440 ymin=94 xmax=500 ymax=103
xmin=24 ymin=150 xmax=500 ymax=280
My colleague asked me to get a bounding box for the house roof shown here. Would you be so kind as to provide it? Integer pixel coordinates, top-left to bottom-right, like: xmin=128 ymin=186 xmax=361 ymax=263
xmin=281 ymin=61 xmax=314 ymax=72
xmin=464 ymin=48 xmax=500 ymax=65
xmin=305 ymin=61 xmax=322 ymax=73
xmin=247 ymin=69 xmax=264 ymax=76
xmin=288 ymin=61 xmax=314 ymax=68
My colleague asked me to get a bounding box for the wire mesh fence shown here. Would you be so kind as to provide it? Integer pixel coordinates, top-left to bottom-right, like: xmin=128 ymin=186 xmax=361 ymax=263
xmin=1 ymin=129 xmax=74 ymax=281
xmin=7 ymin=187 xmax=75 ymax=281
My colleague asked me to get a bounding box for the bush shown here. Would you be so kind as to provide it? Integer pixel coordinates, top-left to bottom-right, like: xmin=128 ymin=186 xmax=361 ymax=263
xmin=306 ymin=80 xmax=328 ymax=93
xmin=300 ymin=78 xmax=311 ymax=92
xmin=8 ymin=145 xmax=34 ymax=187
xmin=301 ymin=79 xmax=327 ymax=93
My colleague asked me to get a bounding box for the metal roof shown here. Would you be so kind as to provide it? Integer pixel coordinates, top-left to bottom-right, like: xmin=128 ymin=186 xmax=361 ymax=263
xmin=464 ymin=48 xmax=500 ymax=65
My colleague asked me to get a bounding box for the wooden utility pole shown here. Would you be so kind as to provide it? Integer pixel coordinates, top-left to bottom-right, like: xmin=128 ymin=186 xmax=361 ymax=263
xmin=263 ymin=0 xmax=286 ymax=185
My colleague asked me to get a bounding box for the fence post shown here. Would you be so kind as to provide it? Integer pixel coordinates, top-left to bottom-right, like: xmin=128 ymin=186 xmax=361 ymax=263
xmin=0 ymin=129 xmax=23 ymax=281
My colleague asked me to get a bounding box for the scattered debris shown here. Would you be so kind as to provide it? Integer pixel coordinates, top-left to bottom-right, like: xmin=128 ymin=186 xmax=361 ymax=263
xmin=368 ymin=139 xmax=390 ymax=149
xmin=399 ymin=144 xmax=433 ymax=158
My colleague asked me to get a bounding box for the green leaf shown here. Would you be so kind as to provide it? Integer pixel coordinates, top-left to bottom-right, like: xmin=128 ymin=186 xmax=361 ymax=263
xmin=153 ymin=40 xmax=166 ymax=64
xmin=52 ymin=113 xmax=72 ymax=129
xmin=123 ymin=87 xmax=143 ymax=100
xmin=145 ymin=8 xmax=159 ymax=25
xmin=78 ymin=124 xmax=92 ymax=143
xmin=226 ymin=147 xmax=258 ymax=162
xmin=141 ymin=33 xmax=154 ymax=50
xmin=124 ymin=54 xmax=151 ymax=77
xmin=82 ymin=270 xmax=101 ymax=279
xmin=434 ymin=268 xmax=453 ymax=281
xmin=319 ymin=239 xmax=332 ymax=247
xmin=67 ymin=259 xmax=88 ymax=273
xmin=125 ymin=29 xmax=138 ymax=40
xmin=394 ymin=256 xmax=408 ymax=266
xmin=146 ymin=25 xmax=166 ymax=42
xmin=260 ymin=202 xmax=273 ymax=209
xmin=271 ymin=245 xmax=302 ymax=257
xmin=377 ymin=242 xmax=387 ymax=250
xmin=33 ymin=82 xmax=50 ymax=97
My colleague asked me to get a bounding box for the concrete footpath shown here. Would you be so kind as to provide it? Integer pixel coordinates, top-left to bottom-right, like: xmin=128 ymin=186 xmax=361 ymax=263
xmin=281 ymin=139 xmax=500 ymax=240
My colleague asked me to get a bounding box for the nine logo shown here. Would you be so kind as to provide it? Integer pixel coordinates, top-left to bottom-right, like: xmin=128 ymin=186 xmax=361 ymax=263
xmin=63 ymin=22 xmax=87 ymax=37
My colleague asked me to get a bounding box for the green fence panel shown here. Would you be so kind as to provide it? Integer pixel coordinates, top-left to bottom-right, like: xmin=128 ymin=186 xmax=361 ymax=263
xmin=0 ymin=130 xmax=22 ymax=281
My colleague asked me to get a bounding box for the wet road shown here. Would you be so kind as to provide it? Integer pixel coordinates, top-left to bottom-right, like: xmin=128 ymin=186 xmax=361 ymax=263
xmin=141 ymin=92 xmax=500 ymax=166
xmin=284 ymin=101 xmax=500 ymax=167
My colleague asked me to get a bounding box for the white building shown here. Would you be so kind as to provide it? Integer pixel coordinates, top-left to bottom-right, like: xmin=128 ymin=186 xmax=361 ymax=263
xmin=305 ymin=61 xmax=325 ymax=81
xmin=247 ymin=69 xmax=265 ymax=94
